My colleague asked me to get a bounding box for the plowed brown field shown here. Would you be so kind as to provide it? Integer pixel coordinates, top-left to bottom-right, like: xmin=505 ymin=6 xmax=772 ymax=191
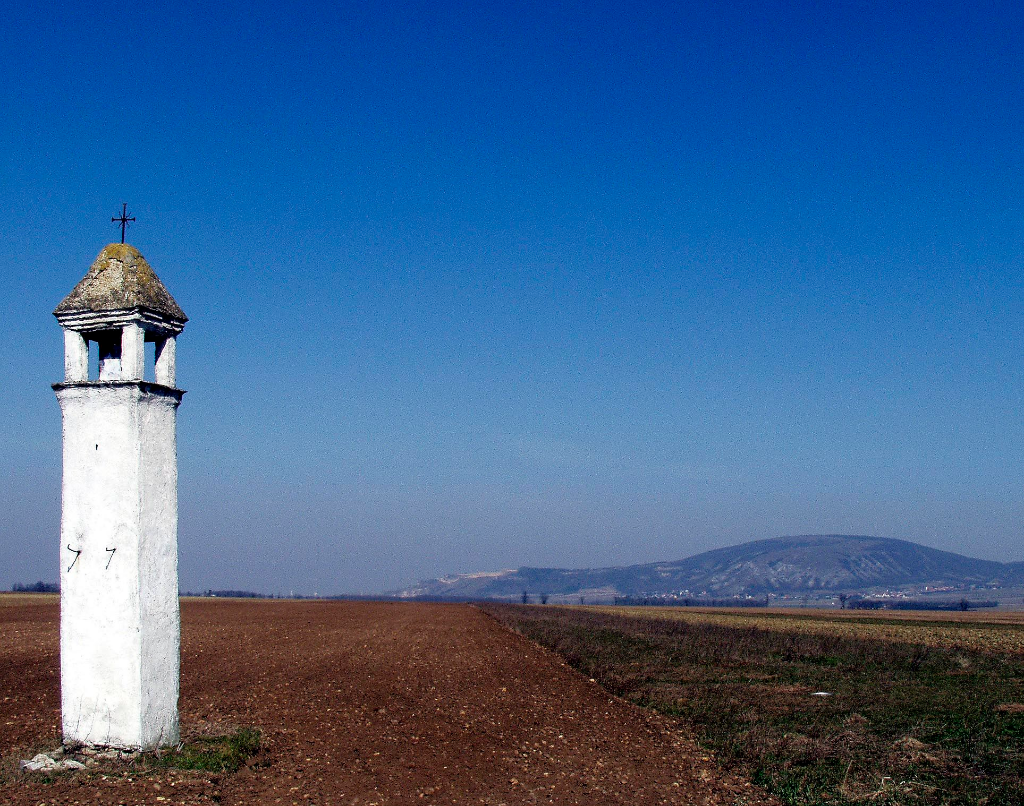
xmin=0 ymin=598 xmax=774 ymax=805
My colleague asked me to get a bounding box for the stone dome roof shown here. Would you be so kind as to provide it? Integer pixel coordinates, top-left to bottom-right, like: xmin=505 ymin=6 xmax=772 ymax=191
xmin=54 ymin=244 xmax=187 ymax=322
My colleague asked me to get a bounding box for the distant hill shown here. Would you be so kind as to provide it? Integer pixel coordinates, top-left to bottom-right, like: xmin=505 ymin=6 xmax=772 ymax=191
xmin=395 ymin=535 xmax=1024 ymax=600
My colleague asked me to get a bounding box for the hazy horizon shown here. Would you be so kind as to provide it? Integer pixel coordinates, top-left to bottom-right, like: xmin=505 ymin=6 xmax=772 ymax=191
xmin=12 ymin=530 xmax=1024 ymax=598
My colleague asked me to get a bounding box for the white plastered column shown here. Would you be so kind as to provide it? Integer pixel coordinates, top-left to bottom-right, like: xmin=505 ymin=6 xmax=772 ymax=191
xmin=122 ymin=323 xmax=145 ymax=381
xmin=155 ymin=336 xmax=176 ymax=387
xmin=63 ymin=329 xmax=88 ymax=382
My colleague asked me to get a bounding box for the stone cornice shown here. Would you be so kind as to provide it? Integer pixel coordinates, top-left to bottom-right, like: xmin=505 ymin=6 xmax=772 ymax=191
xmin=54 ymin=307 xmax=186 ymax=336
xmin=52 ymin=380 xmax=185 ymax=401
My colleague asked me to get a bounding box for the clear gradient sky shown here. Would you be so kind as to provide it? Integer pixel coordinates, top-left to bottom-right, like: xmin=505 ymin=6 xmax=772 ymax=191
xmin=2 ymin=1 xmax=1023 ymax=594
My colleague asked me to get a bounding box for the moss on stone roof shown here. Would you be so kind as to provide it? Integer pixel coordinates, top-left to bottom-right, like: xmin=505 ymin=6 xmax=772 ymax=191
xmin=54 ymin=243 xmax=187 ymax=321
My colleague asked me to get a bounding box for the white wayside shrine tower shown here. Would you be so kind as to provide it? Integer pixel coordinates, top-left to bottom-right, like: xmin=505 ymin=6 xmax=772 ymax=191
xmin=53 ymin=243 xmax=187 ymax=749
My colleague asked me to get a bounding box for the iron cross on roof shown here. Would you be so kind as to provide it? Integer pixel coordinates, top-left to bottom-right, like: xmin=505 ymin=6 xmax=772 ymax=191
xmin=112 ymin=203 xmax=135 ymax=243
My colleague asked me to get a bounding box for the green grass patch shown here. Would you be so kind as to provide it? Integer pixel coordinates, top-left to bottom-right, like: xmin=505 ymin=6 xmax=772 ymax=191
xmin=481 ymin=604 xmax=1024 ymax=806
xmin=153 ymin=727 xmax=262 ymax=773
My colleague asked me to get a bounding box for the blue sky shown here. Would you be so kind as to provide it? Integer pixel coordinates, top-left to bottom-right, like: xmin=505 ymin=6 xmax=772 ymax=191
xmin=2 ymin=1 xmax=1023 ymax=594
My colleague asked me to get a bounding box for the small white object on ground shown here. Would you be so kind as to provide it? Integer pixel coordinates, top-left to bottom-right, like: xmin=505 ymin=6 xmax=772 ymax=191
xmin=19 ymin=753 xmax=86 ymax=771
